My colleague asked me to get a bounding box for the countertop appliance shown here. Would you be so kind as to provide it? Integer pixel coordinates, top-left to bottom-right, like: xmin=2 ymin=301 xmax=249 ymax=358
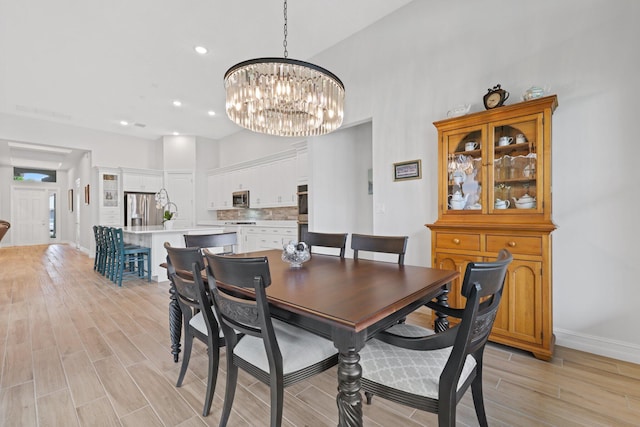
xmin=232 ymin=190 xmax=250 ymax=208
xmin=124 ymin=192 xmax=163 ymax=226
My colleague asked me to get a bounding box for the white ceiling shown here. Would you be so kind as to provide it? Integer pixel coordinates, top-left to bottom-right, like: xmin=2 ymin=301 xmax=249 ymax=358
xmin=0 ymin=0 xmax=414 ymax=161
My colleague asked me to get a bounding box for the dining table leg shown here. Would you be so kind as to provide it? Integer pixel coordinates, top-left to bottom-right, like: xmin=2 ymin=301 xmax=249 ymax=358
xmin=168 ymin=279 xmax=182 ymax=362
xmin=434 ymin=285 xmax=450 ymax=333
xmin=333 ymin=329 xmax=365 ymax=427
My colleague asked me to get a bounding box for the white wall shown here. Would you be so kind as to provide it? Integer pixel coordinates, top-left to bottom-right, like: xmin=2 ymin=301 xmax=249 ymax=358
xmin=0 ymin=113 xmax=162 ymax=169
xmin=195 ymin=136 xmax=221 ymax=223
xmin=218 ymin=130 xmax=301 ymax=166
xmin=217 ymin=0 xmax=640 ymax=362
xmin=309 ymin=122 xmax=374 ymax=258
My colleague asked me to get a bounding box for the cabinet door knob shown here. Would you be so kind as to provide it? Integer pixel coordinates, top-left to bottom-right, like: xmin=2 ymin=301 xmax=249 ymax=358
xmin=508 ymin=241 xmax=517 ymax=247
xmin=452 ymin=238 xmax=460 ymax=244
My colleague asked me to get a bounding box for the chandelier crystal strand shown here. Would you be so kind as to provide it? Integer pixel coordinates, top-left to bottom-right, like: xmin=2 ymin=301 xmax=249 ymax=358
xmin=224 ymin=0 xmax=344 ymax=137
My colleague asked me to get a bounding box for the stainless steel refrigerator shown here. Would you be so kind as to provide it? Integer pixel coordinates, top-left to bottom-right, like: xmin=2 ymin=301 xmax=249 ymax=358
xmin=124 ymin=192 xmax=163 ymax=226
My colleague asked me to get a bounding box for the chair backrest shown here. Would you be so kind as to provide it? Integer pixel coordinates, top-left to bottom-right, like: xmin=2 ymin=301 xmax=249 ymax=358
xmin=165 ymin=243 xmax=219 ymax=337
xmin=104 ymin=227 xmax=116 ymax=254
xmin=184 ymin=232 xmax=238 ymax=254
xmin=302 ymin=231 xmax=348 ymax=258
xmin=351 ymin=233 xmax=408 ymax=264
xmin=203 ymin=251 xmax=279 ymax=355
xmin=443 ymin=249 xmax=512 ymax=384
xmin=164 ymin=243 xmax=207 ymax=311
xmin=113 ymin=228 xmax=127 ymax=252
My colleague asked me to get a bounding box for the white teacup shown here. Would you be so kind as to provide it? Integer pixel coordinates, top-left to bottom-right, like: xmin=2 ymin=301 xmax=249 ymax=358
xmin=515 ymin=134 xmax=526 ymax=144
xmin=498 ymin=136 xmax=513 ymax=146
xmin=465 ymin=142 xmax=479 ymax=151
xmin=494 ymin=199 xmax=510 ymax=209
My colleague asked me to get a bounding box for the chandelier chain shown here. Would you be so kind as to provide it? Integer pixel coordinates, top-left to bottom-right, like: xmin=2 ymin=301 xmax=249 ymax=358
xmin=282 ymin=0 xmax=288 ymax=58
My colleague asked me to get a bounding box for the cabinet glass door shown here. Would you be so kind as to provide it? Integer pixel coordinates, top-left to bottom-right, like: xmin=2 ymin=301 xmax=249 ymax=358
xmin=443 ymin=126 xmax=485 ymax=213
xmin=490 ymin=113 xmax=543 ymax=213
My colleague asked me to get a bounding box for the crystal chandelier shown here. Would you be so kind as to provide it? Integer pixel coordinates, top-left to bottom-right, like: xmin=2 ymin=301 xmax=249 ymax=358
xmin=224 ymin=0 xmax=345 ymax=137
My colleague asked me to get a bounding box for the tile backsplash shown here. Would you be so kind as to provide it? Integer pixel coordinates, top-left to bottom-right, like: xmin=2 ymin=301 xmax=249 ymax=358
xmin=217 ymin=207 xmax=297 ymax=221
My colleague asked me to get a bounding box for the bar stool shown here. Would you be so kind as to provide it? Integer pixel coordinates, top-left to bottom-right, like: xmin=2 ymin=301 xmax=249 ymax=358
xmin=112 ymin=228 xmax=151 ymax=286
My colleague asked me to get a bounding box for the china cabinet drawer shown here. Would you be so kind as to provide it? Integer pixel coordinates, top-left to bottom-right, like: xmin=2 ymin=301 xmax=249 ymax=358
xmin=435 ymin=232 xmax=480 ymax=251
xmin=486 ymin=234 xmax=542 ymax=256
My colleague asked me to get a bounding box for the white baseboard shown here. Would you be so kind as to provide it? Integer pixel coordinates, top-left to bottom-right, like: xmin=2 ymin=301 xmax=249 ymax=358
xmin=555 ymin=328 xmax=640 ymax=364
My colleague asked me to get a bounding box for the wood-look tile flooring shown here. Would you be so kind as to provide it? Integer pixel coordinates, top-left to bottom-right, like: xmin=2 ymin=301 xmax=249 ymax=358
xmin=1 ymin=244 xmax=639 ymax=426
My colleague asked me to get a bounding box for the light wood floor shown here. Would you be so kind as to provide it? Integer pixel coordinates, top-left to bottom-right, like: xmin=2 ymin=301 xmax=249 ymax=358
xmin=1 ymin=244 xmax=639 ymax=427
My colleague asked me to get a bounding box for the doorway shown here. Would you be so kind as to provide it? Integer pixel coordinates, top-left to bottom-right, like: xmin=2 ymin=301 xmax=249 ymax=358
xmin=11 ymin=187 xmax=51 ymax=245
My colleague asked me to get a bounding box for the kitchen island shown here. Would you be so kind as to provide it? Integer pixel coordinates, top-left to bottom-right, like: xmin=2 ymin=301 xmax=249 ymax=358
xmin=122 ymin=225 xmax=224 ymax=281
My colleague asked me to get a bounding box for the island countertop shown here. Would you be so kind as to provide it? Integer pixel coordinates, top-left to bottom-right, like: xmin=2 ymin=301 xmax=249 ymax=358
xmin=122 ymin=225 xmax=225 ymax=281
xmin=122 ymin=225 xmax=224 ymax=235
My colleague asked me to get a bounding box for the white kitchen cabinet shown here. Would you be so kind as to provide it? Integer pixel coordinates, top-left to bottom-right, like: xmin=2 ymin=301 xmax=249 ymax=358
xmin=249 ymin=163 xmax=269 ymax=208
xmin=206 ymin=152 xmax=298 ymax=210
xmin=122 ymin=170 xmax=163 ymax=193
xmin=275 ymin=157 xmax=297 ymax=206
xmin=207 ymin=172 xmax=233 ymax=210
xmin=296 ymin=150 xmax=309 ymax=183
xmin=207 ymin=173 xmax=222 ymax=210
xmin=243 ymin=226 xmax=297 ymax=252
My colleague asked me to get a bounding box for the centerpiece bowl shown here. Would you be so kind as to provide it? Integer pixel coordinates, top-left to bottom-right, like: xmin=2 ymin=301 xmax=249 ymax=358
xmin=281 ymin=241 xmax=310 ymax=268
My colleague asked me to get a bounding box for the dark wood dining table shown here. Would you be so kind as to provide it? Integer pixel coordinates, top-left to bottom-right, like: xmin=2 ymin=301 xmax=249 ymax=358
xmin=165 ymin=249 xmax=458 ymax=426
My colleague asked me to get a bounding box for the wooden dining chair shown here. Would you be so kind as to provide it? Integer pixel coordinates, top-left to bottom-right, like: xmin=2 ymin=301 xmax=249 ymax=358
xmin=203 ymin=250 xmax=339 ymax=427
xmin=164 ymin=243 xmax=227 ymax=417
xmin=184 ymin=232 xmax=238 ymax=254
xmin=360 ymin=250 xmax=513 ymax=427
xmin=351 ymin=233 xmax=408 ymax=264
xmin=301 ymin=230 xmax=348 ymax=258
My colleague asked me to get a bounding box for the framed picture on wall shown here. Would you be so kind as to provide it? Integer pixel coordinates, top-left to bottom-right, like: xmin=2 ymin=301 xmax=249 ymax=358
xmin=393 ymin=159 xmax=422 ymax=181
xmin=68 ymin=189 xmax=73 ymax=212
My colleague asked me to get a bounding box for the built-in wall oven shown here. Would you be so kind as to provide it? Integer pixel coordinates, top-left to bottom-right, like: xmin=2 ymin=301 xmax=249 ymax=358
xmin=297 ymin=184 xmax=308 ymax=241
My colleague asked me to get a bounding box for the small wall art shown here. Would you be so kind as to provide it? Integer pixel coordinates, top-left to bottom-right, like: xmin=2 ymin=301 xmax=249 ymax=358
xmin=393 ymin=159 xmax=422 ymax=181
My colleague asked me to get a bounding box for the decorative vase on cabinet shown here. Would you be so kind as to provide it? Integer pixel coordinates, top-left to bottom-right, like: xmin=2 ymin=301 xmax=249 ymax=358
xmin=427 ymin=95 xmax=558 ymax=361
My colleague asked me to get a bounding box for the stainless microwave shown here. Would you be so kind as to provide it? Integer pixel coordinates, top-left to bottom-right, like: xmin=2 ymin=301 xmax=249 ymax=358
xmin=232 ymin=190 xmax=250 ymax=208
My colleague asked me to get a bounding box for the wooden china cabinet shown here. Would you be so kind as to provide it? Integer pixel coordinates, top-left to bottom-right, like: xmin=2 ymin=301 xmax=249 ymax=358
xmin=427 ymin=95 xmax=558 ymax=360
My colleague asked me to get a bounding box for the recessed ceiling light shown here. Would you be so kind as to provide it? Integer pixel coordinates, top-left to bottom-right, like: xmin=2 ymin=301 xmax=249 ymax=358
xmin=173 ymin=132 xmax=179 ymax=136
xmin=120 ymin=120 xmax=129 ymax=126
xmin=194 ymin=46 xmax=208 ymax=55
xmin=173 ymin=100 xmax=182 ymax=107
xmin=208 ymin=110 xmax=216 ymax=116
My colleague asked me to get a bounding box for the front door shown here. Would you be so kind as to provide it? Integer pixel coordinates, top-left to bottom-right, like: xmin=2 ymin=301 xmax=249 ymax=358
xmin=12 ymin=187 xmax=50 ymax=245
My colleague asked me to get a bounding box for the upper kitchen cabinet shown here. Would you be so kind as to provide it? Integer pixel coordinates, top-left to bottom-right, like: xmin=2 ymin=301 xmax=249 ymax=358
xmin=428 ymin=95 xmax=558 ymax=361
xmin=207 ymin=150 xmax=299 ymax=210
xmin=206 ymin=172 xmax=231 ymax=210
xmin=122 ymin=169 xmax=163 ymax=193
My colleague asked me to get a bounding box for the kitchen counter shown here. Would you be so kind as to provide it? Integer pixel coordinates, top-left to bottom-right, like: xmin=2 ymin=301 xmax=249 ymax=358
xmin=122 ymin=225 xmax=224 ymax=281
xmin=122 ymin=225 xmax=225 ymax=234
xmin=198 ymin=220 xmax=297 ymax=227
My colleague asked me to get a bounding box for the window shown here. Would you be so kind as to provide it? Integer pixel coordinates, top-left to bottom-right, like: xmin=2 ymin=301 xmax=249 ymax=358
xmin=13 ymin=167 xmax=57 ymax=182
xmin=49 ymin=192 xmax=57 ymax=238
